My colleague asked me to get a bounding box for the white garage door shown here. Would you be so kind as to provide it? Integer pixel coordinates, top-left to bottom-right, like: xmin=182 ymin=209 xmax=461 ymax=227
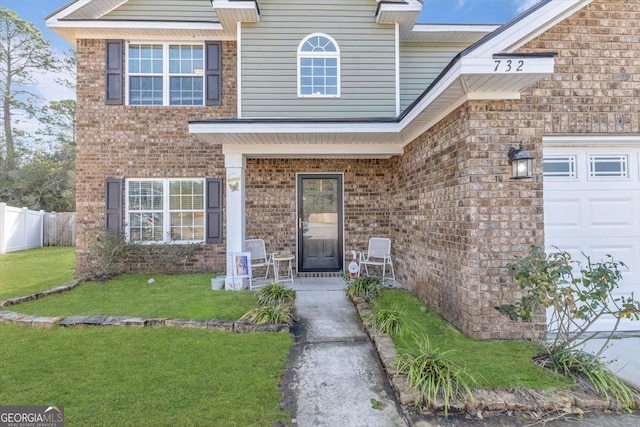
xmin=544 ymin=138 xmax=640 ymax=332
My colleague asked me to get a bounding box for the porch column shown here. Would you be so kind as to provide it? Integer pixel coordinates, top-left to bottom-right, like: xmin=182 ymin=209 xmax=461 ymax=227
xmin=224 ymin=153 xmax=246 ymax=290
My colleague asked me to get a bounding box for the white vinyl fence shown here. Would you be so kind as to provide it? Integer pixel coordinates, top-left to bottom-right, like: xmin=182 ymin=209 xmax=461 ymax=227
xmin=0 ymin=203 xmax=76 ymax=254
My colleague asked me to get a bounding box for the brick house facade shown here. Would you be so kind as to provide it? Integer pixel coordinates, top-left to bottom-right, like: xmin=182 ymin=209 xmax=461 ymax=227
xmin=50 ymin=0 xmax=639 ymax=339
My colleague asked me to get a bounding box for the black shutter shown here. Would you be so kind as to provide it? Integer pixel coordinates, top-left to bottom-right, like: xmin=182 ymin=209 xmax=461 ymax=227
xmin=105 ymin=40 xmax=123 ymax=105
xmin=105 ymin=178 xmax=123 ymax=234
xmin=205 ymin=41 xmax=222 ymax=106
xmin=206 ymin=178 xmax=223 ymax=244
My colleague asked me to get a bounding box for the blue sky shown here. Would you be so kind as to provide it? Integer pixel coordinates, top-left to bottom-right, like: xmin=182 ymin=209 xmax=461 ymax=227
xmin=5 ymin=0 xmax=542 ymax=51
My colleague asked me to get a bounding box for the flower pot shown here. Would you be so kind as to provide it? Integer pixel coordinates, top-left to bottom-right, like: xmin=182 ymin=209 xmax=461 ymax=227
xmin=211 ymin=277 xmax=225 ymax=290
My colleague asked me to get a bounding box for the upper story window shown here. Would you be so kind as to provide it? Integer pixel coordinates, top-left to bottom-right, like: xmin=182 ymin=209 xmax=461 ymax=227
xmin=127 ymin=43 xmax=204 ymax=106
xmin=297 ymin=33 xmax=340 ymax=97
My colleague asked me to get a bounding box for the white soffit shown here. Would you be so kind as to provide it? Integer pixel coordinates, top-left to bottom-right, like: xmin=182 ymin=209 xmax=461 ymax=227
xmin=57 ymin=0 xmax=129 ymax=20
xmin=190 ymin=121 xmax=402 ymax=146
xmin=405 ymin=24 xmax=498 ymax=43
xmin=46 ymin=0 xmax=258 ymax=42
xmin=45 ymin=22 xmax=227 ymax=44
xmin=223 ymin=143 xmax=405 ymax=159
xmin=376 ymin=0 xmax=422 ymax=39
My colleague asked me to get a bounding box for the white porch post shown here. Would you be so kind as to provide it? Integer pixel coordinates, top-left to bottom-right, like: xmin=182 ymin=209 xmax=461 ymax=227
xmin=224 ymin=153 xmax=246 ymax=290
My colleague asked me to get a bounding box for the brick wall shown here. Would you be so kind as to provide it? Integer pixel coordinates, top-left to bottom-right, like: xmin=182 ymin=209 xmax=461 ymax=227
xmin=75 ymin=39 xmax=237 ymax=274
xmin=388 ymin=103 xmax=546 ymax=340
xmin=245 ymin=158 xmax=392 ymax=270
xmin=388 ymin=0 xmax=639 ymax=339
xmin=521 ymin=0 xmax=640 ymax=135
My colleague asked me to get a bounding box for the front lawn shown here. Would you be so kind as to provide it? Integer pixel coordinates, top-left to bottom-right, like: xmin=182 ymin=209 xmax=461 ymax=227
xmin=0 ymin=247 xmax=75 ymax=300
xmin=376 ymin=289 xmax=574 ymax=390
xmin=1 ymin=248 xmax=294 ymax=426
xmin=12 ymin=274 xmax=258 ymax=321
xmin=0 ymin=324 xmax=293 ymax=427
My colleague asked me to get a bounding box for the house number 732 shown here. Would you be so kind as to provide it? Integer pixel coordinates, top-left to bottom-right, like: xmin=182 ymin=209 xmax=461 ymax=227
xmin=494 ymin=59 xmax=525 ymax=72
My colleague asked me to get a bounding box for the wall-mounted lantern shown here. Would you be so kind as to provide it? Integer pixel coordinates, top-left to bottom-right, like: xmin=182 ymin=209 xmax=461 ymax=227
xmin=508 ymin=142 xmax=533 ymax=179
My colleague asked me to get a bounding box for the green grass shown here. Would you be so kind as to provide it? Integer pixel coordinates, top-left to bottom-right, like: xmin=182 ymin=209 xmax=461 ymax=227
xmin=377 ymin=289 xmax=575 ymax=390
xmin=0 ymin=247 xmax=75 ymax=300
xmin=12 ymin=274 xmax=258 ymax=320
xmin=0 ymin=324 xmax=293 ymax=427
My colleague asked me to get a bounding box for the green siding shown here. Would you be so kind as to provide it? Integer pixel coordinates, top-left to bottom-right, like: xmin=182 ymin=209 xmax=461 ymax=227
xmin=399 ymin=42 xmax=468 ymax=111
xmin=240 ymin=0 xmax=397 ymax=119
xmin=102 ymin=0 xmax=218 ymax=22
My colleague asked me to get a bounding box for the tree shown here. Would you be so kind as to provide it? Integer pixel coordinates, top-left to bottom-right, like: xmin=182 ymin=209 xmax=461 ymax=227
xmin=0 ymin=7 xmax=58 ymax=170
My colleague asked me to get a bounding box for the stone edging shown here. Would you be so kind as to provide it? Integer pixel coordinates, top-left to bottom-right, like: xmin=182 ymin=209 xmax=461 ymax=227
xmin=349 ymin=294 xmax=638 ymax=415
xmin=0 ymin=281 xmax=290 ymax=333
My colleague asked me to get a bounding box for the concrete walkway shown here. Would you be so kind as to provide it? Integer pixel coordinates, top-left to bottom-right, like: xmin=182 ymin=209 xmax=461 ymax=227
xmin=281 ymin=277 xmax=408 ymax=427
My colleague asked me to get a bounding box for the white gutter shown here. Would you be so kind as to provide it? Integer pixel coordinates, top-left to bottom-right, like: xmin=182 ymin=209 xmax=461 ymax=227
xmin=45 ymin=20 xmax=223 ymax=31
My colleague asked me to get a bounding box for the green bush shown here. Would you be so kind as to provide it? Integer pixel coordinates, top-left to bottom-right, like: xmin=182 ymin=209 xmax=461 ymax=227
xmin=80 ymin=228 xmax=201 ymax=281
xmin=397 ymin=336 xmax=475 ymax=415
xmin=240 ymin=304 xmax=295 ymax=325
xmin=497 ymin=246 xmax=640 ymax=353
xmin=547 ymin=350 xmax=638 ymax=412
xmin=257 ymin=283 xmax=295 ymax=306
xmin=498 ymin=246 xmax=640 ymax=410
xmin=345 ymin=275 xmax=383 ymax=300
xmin=367 ymin=300 xmax=407 ymax=335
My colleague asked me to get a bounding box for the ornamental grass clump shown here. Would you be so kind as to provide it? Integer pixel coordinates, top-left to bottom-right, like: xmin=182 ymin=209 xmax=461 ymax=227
xmin=544 ymin=349 xmax=638 ymax=411
xmin=256 ymin=283 xmax=296 ymax=306
xmin=397 ymin=336 xmax=475 ymax=416
xmin=345 ymin=275 xmax=383 ymax=301
xmin=241 ymin=283 xmax=296 ymax=325
xmin=367 ymin=300 xmax=407 ymax=335
xmin=240 ymin=303 xmax=295 ymax=326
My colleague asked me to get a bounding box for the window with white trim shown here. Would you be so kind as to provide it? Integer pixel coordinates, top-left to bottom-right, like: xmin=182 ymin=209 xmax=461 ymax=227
xmin=128 ymin=43 xmax=204 ymax=106
xmin=588 ymin=155 xmax=628 ymax=179
xmin=297 ymin=33 xmax=340 ymax=97
xmin=126 ymin=179 xmax=205 ymax=243
xmin=543 ymin=156 xmax=577 ymax=179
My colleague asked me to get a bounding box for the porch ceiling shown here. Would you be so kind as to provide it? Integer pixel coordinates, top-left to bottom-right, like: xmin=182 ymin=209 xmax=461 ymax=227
xmin=189 ymin=55 xmax=555 ymax=158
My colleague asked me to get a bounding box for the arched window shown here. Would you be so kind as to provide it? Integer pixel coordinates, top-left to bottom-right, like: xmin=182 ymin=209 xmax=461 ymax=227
xmin=297 ymin=33 xmax=340 ymax=97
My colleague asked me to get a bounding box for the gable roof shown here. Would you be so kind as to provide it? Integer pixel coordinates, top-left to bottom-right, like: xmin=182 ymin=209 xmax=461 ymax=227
xmin=46 ymin=0 xmax=258 ymax=42
xmin=47 ymin=0 xmax=493 ymax=44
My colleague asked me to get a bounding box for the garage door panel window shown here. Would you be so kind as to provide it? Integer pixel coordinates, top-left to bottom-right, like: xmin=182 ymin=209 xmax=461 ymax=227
xmin=543 ymin=156 xmax=577 ymax=179
xmin=588 ymin=155 xmax=628 ymax=179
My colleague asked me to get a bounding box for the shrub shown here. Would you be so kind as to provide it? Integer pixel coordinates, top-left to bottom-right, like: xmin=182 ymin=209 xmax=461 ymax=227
xmin=81 ymin=229 xmax=129 ymax=281
xmin=497 ymin=246 xmax=640 ymax=354
xmin=240 ymin=304 xmax=295 ymax=325
xmin=80 ymin=227 xmax=201 ymax=281
xmin=497 ymin=246 xmax=640 ymax=410
xmin=546 ymin=350 xmax=638 ymax=411
xmin=367 ymin=300 xmax=406 ymax=335
xmin=256 ymin=283 xmax=295 ymax=306
xmin=345 ymin=275 xmax=382 ymax=300
xmin=397 ymin=336 xmax=475 ymax=415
